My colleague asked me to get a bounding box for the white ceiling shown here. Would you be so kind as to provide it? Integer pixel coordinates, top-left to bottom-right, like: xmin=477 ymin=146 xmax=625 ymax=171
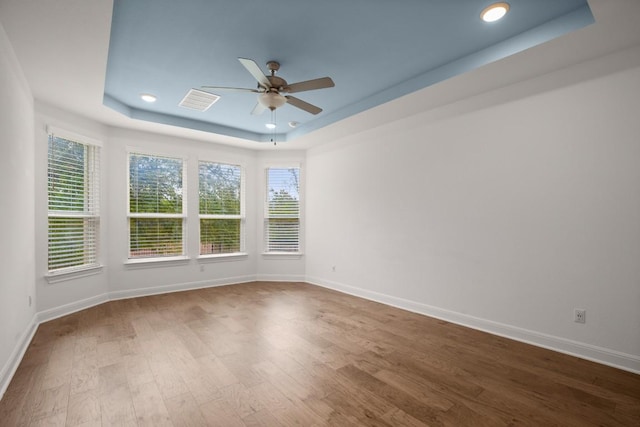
xmin=1 ymin=0 xmax=639 ymax=150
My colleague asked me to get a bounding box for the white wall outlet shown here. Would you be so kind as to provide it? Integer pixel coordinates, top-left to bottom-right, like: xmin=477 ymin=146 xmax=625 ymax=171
xmin=574 ymin=308 xmax=586 ymax=324
xmin=199 ymin=264 xmax=205 ymax=272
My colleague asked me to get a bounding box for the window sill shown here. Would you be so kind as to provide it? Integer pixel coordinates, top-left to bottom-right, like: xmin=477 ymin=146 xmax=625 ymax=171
xmin=45 ymin=264 xmax=104 ymax=284
xmin=198 ymin=252 xmax=249 ymax=263
xmin=124 ymin=256 xmax=190 ymax=269
xmin=261 ymin=252 xmax=304 ymax=260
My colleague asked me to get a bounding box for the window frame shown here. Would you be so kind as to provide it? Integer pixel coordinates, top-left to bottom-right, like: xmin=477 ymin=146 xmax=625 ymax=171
xmin=46 ymin=126 xmax=102 ymax=280
xmin=198 ymin=160 xmax=247 ymax=258
xmin=126 ymin=149 xmax=188 ymax=263
xmin=263 ymin=164 xmax=303 ymax=256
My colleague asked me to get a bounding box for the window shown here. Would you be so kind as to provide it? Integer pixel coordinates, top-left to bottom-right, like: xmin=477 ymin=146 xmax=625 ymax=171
xmin=265 ymin=167 xmax=300 ymax=252
xmin=47 ymin=131 xmax=100 ymax=273
xmin=128 ymin=153 xmax=185 ymax=259
xmin=199 ymin=161 xmax=244 ymax=255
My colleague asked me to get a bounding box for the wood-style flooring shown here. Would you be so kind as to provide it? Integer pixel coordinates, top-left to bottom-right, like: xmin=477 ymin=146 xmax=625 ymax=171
xmin=0 ymin=281 xmax=638 ymax=426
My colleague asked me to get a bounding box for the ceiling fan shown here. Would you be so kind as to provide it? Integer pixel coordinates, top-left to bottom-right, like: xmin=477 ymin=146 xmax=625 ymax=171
xmin=200 ymin=57 xmax=335 ymax=115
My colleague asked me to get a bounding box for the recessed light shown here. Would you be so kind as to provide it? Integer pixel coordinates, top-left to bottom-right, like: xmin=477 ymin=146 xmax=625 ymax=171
xmin=265 ymin=123 xmax=276 ymax=129
xmin=481 ymin=2 xmax=510 ymax=22
xmin=288 ymin=121 xmax=299 ymax=128
xmin=140 ymin=93 xmax=157 ymax=103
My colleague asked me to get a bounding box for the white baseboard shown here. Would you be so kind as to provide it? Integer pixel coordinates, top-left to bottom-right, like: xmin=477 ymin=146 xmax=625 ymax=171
xmin=0 ymin=314 xmax=38 ymax=401
xmin=256 ymin=274 xmax=306 ymax=282
xmin=108 ymin=275 xmax=257 ymax=301
xmin=37 ymin=293 xmax=110 ymax=324
xmin=306 ymin=276 xmax=640 ymax=375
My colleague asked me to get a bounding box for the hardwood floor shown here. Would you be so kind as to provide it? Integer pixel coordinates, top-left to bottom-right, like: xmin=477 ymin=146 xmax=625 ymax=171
xmin=1 ymin=282 xmax=638 ymax=426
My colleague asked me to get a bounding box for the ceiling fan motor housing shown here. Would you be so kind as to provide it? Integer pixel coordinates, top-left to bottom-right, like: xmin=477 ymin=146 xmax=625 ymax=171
xmin=258 ymin=91 xmax=287 ymax=110
xmin=267 ymin=75 xmax=287 ymax=90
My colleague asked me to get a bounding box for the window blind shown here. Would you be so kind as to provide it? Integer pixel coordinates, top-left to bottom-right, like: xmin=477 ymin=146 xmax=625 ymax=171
xmin=47 ymin=134 xmax=100 ymax=271
xmin=199 ymin=161 xmax=243 ymax=255
xmin=128 ymin=153 xmax=185 ymax=258
xmin=265 ymin=167 xmax=300 ymax=252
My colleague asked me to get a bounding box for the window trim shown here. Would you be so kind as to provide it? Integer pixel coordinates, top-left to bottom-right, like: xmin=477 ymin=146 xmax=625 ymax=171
xmin=126 ymin=149 xmax=188 ymax=262
xmin=46 ymin=126 xmax=102 ymax=280
xmin=198 ymin=160 xmax=246 ymax=258
xmin=124 ymin=256 xmax=190 ymax=268
xmin=45 ymin=265 xmax=104 ymax=284
xmin=197 ymin=252 xmax=249 ymax=262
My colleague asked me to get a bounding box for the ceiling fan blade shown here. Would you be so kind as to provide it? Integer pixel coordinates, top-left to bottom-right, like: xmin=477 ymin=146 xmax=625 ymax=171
xmin=251 ymin=102 xmax=267 ymax=115
xmin=201 ymin=86 xmax=260 ymax=93
xmin=238 ymin=58 xmax=271 ymax=89
xmin=285 ymin=96 xmax=322 ymax=115
xmin=284 ymin=77 xmax=335 ymax=94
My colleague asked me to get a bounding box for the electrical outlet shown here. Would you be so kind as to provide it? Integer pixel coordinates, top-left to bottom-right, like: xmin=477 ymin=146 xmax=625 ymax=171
xmin=574 ymin=308 xmax=586 ymax=324
xmin=200 ymin=265 xmax=205 ymax=272
xmin=332 ymin=265 xmax=336 ymax=272
xmin=28 ymin=295 xmax=32 ymax=307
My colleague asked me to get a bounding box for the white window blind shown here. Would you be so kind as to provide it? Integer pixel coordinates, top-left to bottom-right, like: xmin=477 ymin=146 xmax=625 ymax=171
xmin=128 ymin=153 xmax=185 ymax=258
xmin=199 ymin=161 xmax=243 ymax=255
xmin=47 ymin=133 xmax=100 ymax=272
xmin=265 ymin=167 xmax=300 ymax=252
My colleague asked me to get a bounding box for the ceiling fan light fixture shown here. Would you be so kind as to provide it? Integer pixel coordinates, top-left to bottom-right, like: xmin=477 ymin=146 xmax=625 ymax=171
xmin=481 ymin=2 xmax=510 ymax=22
xmin=258 ymin=92 xmax=287 ymax=110
xmin=265 ymin=123 xmax=276 ymax=129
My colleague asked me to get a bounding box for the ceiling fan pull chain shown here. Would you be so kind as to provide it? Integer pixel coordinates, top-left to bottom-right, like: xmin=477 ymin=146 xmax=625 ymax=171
xmin=271 ymin=109 xmax=277 ymax=146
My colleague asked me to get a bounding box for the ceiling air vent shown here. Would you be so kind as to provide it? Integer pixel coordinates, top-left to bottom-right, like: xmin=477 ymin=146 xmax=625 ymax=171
xmin=179 ymin=89 xmax=220 ymax=112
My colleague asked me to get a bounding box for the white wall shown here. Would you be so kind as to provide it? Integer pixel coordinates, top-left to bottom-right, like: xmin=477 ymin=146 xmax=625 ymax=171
xmin=0 ymin=23 xmax=36 ymax=396
xmin=305 ymin=47 xmax=640 ymax=371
